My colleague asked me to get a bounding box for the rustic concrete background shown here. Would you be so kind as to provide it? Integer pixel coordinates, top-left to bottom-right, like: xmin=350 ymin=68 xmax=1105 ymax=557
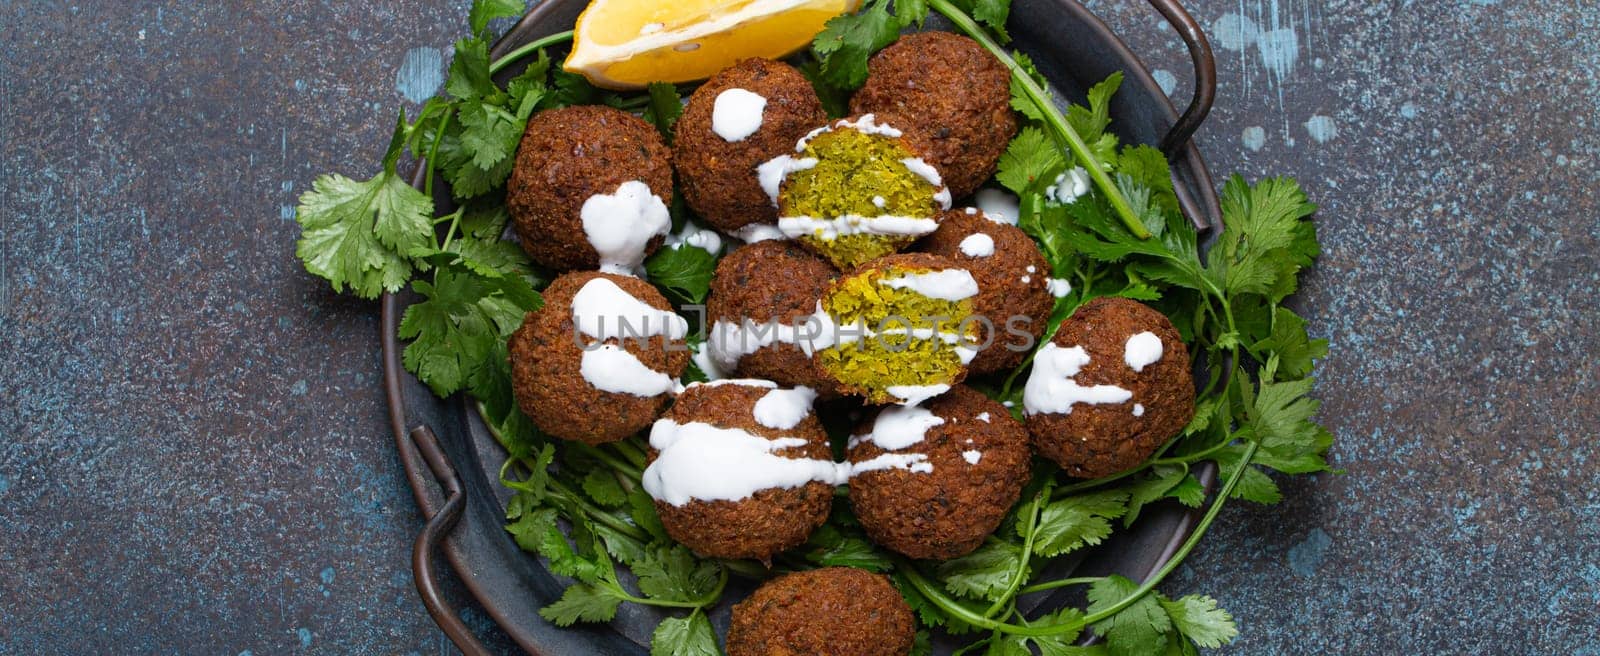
xmin=1 ymin=0 xmax=1595 ymax=654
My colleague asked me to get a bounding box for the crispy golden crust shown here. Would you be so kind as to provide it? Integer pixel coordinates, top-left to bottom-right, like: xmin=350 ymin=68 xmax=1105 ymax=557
xmin=916 ymin=209 xmax=1054 ymax=374
xmin=1025 ymin=297 xmax=1195 ymax=478
xmin=706 ymin=241 xmax=840 ymax=394
xmin=726 ymin=567 xmax=915 ymax=656
xmin=850 ymin=31 xmax=1018 ymax=200
xmin=649 ymin=382 xmax=833 ymax=561
xmin=505 ymin=105 xmax=673 ymax=271
xmin=674 ymin=59 xmax=827 ymax=232
xmin=849 ymin=385 xmax=1032 ymax=560
xmin=507 ymin=272 xmax=686 ymax=445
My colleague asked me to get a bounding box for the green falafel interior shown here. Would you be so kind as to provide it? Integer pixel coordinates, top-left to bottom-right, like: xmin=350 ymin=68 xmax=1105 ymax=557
xmin=291 ymin=0 xmax=1335 ymax=654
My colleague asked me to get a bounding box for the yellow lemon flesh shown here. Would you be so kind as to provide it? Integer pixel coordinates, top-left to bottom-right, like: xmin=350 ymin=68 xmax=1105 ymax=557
xmin=566 ymin=0 xmax=860 ymax=89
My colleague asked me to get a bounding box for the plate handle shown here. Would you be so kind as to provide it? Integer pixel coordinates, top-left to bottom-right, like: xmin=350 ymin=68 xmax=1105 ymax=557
xmin=1146 ymin=0 xmax=1217 ymax=160
xmin=409 ymin=425 xmax=496 ymax=656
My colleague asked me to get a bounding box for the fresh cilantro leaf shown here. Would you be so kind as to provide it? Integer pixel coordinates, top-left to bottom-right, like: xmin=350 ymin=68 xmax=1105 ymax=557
xmin=1214 ymin=444 xmax=1282 ymax=504
xmin=634 ymin=546 xmax=721 ymax=602
xmin=805 ymin=525 xmax=894 ymax=571
xmin=797 ymin=56 xmax=852 ymax=118
xmin=456 ymin=101 xmax=522 ymax=169
xmin=937 ymin=540 xmax=1023 ymax=601
xmin=894 ymin=0 xmax=930 ymax=26
xmin=1252 ymin=307 xmax=1327 ymax=380
xmin=1030 ymin=491 xmax=1129 ymax=557
xmin=1087 ymin=575 xmax=1170 ymax=656
xmin=645 ymin=243 xmax=719 ymax=304
xmin=1030 ymin=608 xmax=1095 ymax=655
xmin=1066 ymin=72 xmax=1120 ymax=150
xmin=545 ymin=66 xmax=600 ymax=108
xmin=970 ymin=0 xmax=1011 ymax=41
xmin=1121 ymin=466 xmax=1187 ymax=527
xmin=628 ymin=487 xmax=671 ymax=542
xmin=1208 ymin=176 xmax=1318 ymax=297
xmin=1115 ymin=145 xmax=1178 ymax=215
xmin=595 ymin=523 xmax=649 ymax=567
xmin=581 ymin=469 xmax=627 ymax=507
xmin=812 ymin=1 xmax=902 ymax=89
xmin=984 ymin=635 xmax=1031 ymax=656
xmin=1008 ymin=53 xmax=1050 ymax=124
xmin=469 ymin=0 xmax=525 ymax=35
xmin=1167 ymin=475 xmax=1206 ymax=507
xmin=641 ymin=82 xmax=684 ymax=143
xmin=996 ymin=127 xmax=1066 ymax=196
xmin=650 ymin=612 xmax=719 ymax=656
xmin=503 ymin=50 xmax=552 ymax=120
xmin=446 ymin=37 xmax=496 ymax=102
xmin=1159 ymin=594 xmax=1238 ymax=648
xmin=398 ymin=264 xmax=535 ymax=397
xmin=539 ymin=583 xmax=622 ymax=626
xmin=295 ymin=116 xmax=435 ymax=298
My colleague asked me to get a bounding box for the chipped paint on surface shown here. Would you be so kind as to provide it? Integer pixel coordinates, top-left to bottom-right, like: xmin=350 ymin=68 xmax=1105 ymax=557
xmin=394 ymin=46 xmax=443 ymax=104
xmin=1242 ymin=126 xmax=1266 ymax=151
xmin=1305 ymin=114 xmax=1338 ymax=143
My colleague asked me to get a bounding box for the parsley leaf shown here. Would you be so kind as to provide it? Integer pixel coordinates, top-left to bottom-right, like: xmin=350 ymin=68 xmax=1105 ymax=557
xmin=805 ymin=525 xmax=895 ymax=572
xmin=650 ymin=611 xmax=719 ymax=656
xmin=446 ymin=37 xmax=496 ymax=102
xmin=641 ymin=82 xmax=684 ymax=143
xmin=634 ymin=546 xmax=721 ymax=603
xmin=468 ymin=0 xmax=526 ymax=35
xmin=1087 ymin=575 xmax=1170 ymax=656
xmin=938 ymin=540 xmax=1024 ymax=601
xmin=539 ymin=583 xmax=622 ymax=626
xmin=645 ymin=243 xmax=719 ymax=304
xmin=1159 ymin=594 xmax=1239 ymax=649
xmin=295 ymin=115 xmax=434 ymax=298
xmin=1030 ymin=491 xmax=1129 ymax=557
xmin=812 ymin=0 xmax=902 ymax=89
xmin=996 ymin=126 xmax=1066 ymax=196
xmin=581 ymin=469 xmax=627 ymax=507
xmin=1208 ymin=176 xmax=1318 ymax=298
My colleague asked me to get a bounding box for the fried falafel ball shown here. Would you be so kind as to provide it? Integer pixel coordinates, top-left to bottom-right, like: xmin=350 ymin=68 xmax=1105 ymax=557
xmin=674 ymin=58 xmax=827 ymax=235
xmin=642 ymin=381 xmax=836 ymax=561
xmin=1023 ymin=297 xmax=1194 ymax=478
xmin=917 ymin=208 xmax=1055 ymax=374
xmin=704 ymin=241 xmax=840 ymax=394
xmin=768 ymin=114 xmax=952 ymax=269
xmin=850 ymin=31 xmax=1018 ymax=200
xmin=848 ymin=385 xmax=1032 ymax=560
xmin=505 ymin=105 xmax=674 ymax=272
xmin=813 ymin=253 xmax=980 ymax=405
xmin=508 ymin=272 xmax=688 ymax=445
xmin=726 ymin=567 xmax=916 ymax=656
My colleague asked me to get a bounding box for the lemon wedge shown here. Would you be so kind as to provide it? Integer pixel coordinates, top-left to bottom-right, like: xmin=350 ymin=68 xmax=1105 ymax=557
xmin=565 ymin=0 xmax=861 ymax=89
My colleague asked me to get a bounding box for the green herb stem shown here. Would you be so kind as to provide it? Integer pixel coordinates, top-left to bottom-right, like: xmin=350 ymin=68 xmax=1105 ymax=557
xmin=1017 ymin=577 xmax=1102 ymax=596
xmin=603 ymin=565 xmax=729 ymax=610
xmin=928 ymin=0 xmax=1150 ymax=240
xmin=573 ymin=443 xmax=644 ymax=482
xmin=547 ymin=477 xmax=652 ymax=543
xmin=893 ymin=560 xmax=1080 ymax=638
xmin=983 ymin=485 xmax=1049 ymax=618
xmin=489 ymin=31 xmax=576 ymax=75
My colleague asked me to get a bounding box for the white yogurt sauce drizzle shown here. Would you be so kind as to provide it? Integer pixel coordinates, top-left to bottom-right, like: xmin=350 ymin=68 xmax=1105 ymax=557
xmin=731 ymin=222 xmax=788 ymax=243
xmin=974 ymin=189 xmax=1020 ymax=225
xmin=711 ymin=88 xmax=767 ymax=142
xmin=1046 ymin=167 xmax=1091 ymax=205
xmin=777 ymin=214 xmax=940 ymax=241
xmin=1133 ymin=403 xmax=1146 ymax=417
xmin=1123 ymin=331 xmax=1164 ymax=372
xmin=959 ymin=233 xmax=995 ymax=258
xmin=885 ymin=383 xmax=951 ymax=406
xmin=756 ymin=155 xmax=818 ymax=206
xmin=851 ymin=403 xmax=946 ymax=451
xmin=962 ymin=450 xmax=983 ymax=465
xmin=581 ymin=180 xmax=671 ymax=274
xmin=877 ymin=269 xmax=979 ymax=301
xmin=752 ymin=386 xmax=818 ymax=430
xmin=642 ymin=420 xmax=848 ymax=506
xmin=851 ymin=452 xmax=932 ymax=474
xmin=1047 ymin=278 xmax=1073 ymax=298
xmin=571 ymin=278 xmax=689 ymax=343
xmin=580 ymin=344 xmax=677 ymax=396
xmin=1023 ymin=343 xmax=1133 ymax=415
xmin=975 ymin=412 xmax=992 ymax=423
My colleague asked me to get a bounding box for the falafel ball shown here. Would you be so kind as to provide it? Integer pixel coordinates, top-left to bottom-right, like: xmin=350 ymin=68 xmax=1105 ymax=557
xmin=508 ymin=271 xmax=689 ymax=445
xmin=642 ymin=381 xmax=836 ymax=561
xmin=850 ymin=31 xmax=1018 ymax=200
xmin=813 ymin=253 xmax=979 ymax=405
xmin=726 ymin=567 xmax=915 ymax=656
xmin=505 ymin=105 xmax=674 ymax=272
xmin=1022 ymin=297 xmax=1194 ymax=478
xmin=770 ymin=114 xmax=952 ymax=269
xmin=704 ymin=240 xmax=840 ymax=394
xmin=674 ymin=58 xmax=827 ymax=235
xmin=917 ymin=208 xmax=1054 ymax=374
xmin=849 ymin=385 xmax=1032 ymax=560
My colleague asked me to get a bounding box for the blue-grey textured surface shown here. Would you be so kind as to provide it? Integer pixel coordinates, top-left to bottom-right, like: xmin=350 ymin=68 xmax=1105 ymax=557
xmin=1 ymin=0 xmax=1596 ymax=654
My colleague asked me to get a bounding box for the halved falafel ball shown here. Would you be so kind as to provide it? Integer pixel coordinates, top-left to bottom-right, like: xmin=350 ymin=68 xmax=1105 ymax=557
xmin=674 ymin=58 xmax=827 ymax=235
xmin=917 ymin=208 xmax=1054 ymax=374
xmin=506 ymin=105 xmax=673 ymax=272
xmin=704 ymin=240 xmax=840 ymax=394
xmin=726 ymin=567 xmax=915 ymax=656
xmin=849 ymin=385 xmax=1032 ymax=560
xmin=1023 ymin=297 xmax=1194 ymax=478
xmin=642 ymin=381 xmax=836 ymax=561
xmin=508 ymin=272 xmax=688 ymax=445
xmin=770 ymin=114 xmax=951 ymax=269
xmin=850 ymin=31 xmax=1019 ymax=200
xmin=814 ymin=253 xmax=979 ymax=405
